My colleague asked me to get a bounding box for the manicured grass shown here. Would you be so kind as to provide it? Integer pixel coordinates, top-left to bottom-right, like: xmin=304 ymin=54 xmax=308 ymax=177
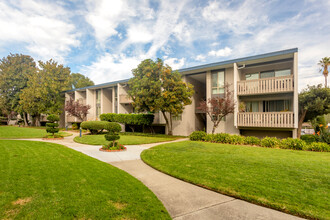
xmin=74 ymin=134 xmax=182 ymax=145
xmin=0 ymin=126 xmax=71 ymax=139
xmin=0 ymin=140 xmax=170 ymax=219
xmin=141 ymin=141 xmax=330 ymax=219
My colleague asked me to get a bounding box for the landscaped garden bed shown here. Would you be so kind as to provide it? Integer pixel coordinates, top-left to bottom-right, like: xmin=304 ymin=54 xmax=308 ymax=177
xmin=0 ymin=140 xmax=170 ymax=219
xmin=141 ymin=140 xmax=330 ymax=219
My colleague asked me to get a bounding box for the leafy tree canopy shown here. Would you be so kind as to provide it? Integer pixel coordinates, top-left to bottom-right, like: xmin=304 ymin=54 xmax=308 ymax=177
xmin=0 ymin=53 xmax=36 ymax=116
xmin=128 ymin=58 xmax=194 ymax=135
xmin=71 ymin=73 xmax=94 ymax=89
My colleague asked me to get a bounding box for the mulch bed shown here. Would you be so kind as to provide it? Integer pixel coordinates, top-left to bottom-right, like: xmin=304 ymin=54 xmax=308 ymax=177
xmin=99 ymin=147 xmax=127 ymax=152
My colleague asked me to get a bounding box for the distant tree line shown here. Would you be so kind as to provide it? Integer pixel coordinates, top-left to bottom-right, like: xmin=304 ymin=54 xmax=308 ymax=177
xmin=0 ymin=53 xmax=94 ymax=126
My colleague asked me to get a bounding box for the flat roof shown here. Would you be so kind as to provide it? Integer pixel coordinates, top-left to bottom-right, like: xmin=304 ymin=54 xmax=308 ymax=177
xmin=65 ymin=48 xmax=297 ymax=93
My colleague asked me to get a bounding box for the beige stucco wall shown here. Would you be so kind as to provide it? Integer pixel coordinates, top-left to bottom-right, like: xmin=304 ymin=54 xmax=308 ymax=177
xmin=206 ymin=67 xmax=240 ymax=135
xmin=101 ymin=88 xmax=112 ymax=114
xmin=86 ymin=89 xmax=95 ymax=121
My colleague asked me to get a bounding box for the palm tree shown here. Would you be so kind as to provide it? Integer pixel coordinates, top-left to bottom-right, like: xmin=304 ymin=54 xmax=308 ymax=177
xmin=318 ymin=57 xmax=330 ymax=87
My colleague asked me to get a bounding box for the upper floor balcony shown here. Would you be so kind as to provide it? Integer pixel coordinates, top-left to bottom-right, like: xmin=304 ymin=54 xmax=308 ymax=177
xmin=237 ymin=112 xmax=294 ymax=128
xmin=119 ymin=94 xmax=133 ymax=104
xmin=237 ymin=75 xmax=294 ymax=96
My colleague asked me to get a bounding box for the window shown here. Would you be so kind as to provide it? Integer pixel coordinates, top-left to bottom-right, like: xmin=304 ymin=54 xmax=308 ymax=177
xmin=245 ymin=101 xmax=259 ymax=112
xmin=275 ymin=69 xmax=291 ymax=77
xmin=96 ymin=89 xmax=101 ymax=118
xmin=114 ymin=86 xmax=118 ymax=114
xmin=263 ymin=100 xmax=292 ymax=112
xmin=245 ymin=72 xmax=259 ymax=80
xmin=260 ymin=71 xmax=275 ymax=79
xmin=212 ymin=71 xmax=225 ymax=95
xmin=172 ymin=114 xmax=182 ymax=121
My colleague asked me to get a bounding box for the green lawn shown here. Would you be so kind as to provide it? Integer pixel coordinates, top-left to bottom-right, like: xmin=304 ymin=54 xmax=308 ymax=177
xmin=0 ymin=126 xmax=71 ymax=139
xmin=74 ymin=134 xmax=182 ymax=145
xmin=0 ymin=140 xmax=170 ymax=219
xmin=141 ymin=141 xmax=330 ymax=219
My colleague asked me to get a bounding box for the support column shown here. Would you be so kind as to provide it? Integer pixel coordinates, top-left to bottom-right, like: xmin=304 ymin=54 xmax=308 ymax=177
xmin=206 ymin=70 xmax=211 ymax=133
xmin=233 ymin=63 xmax=238 ymax=127
xmin=293 ymin=52 xmax=299 ymax=135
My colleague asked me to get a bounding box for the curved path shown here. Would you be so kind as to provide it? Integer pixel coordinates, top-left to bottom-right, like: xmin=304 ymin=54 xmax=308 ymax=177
xmin=25 ymin=132 xmax=303 ymax=220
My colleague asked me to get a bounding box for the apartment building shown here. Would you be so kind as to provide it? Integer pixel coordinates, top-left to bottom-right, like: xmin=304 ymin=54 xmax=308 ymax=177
xmin=64 ymin=48 xmax=298 ymax=138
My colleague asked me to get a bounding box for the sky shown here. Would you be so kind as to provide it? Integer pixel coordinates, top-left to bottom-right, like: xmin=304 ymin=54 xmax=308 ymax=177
xmin=0 ymin=0 xmax=329 ymax=90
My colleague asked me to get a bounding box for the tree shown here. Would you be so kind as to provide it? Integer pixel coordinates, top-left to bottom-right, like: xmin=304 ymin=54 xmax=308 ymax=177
xmin=197 ymin=84 xmax=235 ymax=134
xmin=64 ymin=98 xmax=91 ymax=121
xmin=298 ymin=84 xmax=330 ymax=138
xmin=0 ymin=54 xmax=37 ymax=125
xmin=46 ymin=114 xmax=60 ymax=137
xmin=70 ymin=73 xmax=94 ymax=89
xmin=20 ymin=59 xmax=71 ymax=126
xmin=318 ymin=57 xmax=330 ymax=88
xmin=128 ymin=59 xmax=194 ymax=135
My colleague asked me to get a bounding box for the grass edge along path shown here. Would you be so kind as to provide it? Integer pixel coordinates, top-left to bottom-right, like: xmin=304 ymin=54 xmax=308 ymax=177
xmin=74 ymin=133 xmax=183 ymax=145
xmin=0 ymin=140 xmax=170 ymax=219
xmin=141 ymin=141 xmax=330 ymax=220
xmin=0 ymin=126 xmax=71 ymax=139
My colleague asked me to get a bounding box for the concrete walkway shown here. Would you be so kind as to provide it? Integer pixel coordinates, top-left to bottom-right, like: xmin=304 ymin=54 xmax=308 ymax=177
xmin=24 ymin=132 xmax=303 ymax=220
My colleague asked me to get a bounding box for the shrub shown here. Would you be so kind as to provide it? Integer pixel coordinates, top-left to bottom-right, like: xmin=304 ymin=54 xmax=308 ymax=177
xmin=280 ymin=138 xmax=306 ymax=150
xmin=46 ymin=114 xmax=60 ymax=136
xmin=104 ymin=122 xmax=122 ymax=147
xmin=189 ymin=131 xmax=207 ymax=141
xmin=213 ymin=133 xmax=231 ymax=143
xmin=303 ymin=142 xmax=330 ymax=152
xmin=204 ymin=134 xmax=216 ymax=142
xmin=301 ymin=134 xmax=320 ymax=143
xmin=72 ymin=123 xmax=79 ymax=130
xmin=100 ymin=113 xmax=154 ymax=126
xmin=47 ymin=114 xmax=60 ymax=122
xmin=244 ymin=136 xmax=261 ymax=146
xmin=260 ymin=137 xmax=280 ymax=148
xmin=227 ymin=135 xmax=245 ymax=145
xmin=81 ymin=121 xmax=109 ymax=134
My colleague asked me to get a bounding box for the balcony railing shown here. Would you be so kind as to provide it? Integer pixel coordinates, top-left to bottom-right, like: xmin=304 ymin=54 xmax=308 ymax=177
xmin=119 ymin=94 xmax=133 ymax=104
xmin=237 ymin=75 xmax=294 ymax=95
xmin=237 ymin=112 xmax=294 ymax=128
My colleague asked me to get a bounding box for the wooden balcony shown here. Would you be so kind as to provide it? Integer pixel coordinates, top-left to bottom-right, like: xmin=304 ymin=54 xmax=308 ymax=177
xmin=237 ymin=75 xmax=294 ymax=95
xmin=237 ymin=112 xmax=294 ymax=128
xmin=119 ymin=94 xmax=133 ymax=104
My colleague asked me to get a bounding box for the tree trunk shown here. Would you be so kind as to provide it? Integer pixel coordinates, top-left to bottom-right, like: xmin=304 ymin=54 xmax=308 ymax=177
xmin=325 ymin=75 xmax=328 ymax=88
xmin=35 ymin=115 xmax=41 ymax=127
xmin=212 ymin=125 xmax=216 ymax=134
xmin=161 ymin=111 xmax=172 ymax=135
xmin=297 ymin=109 xmax=307 ymax=138
xmin=23 ymin=112 xmax=28 ymax=126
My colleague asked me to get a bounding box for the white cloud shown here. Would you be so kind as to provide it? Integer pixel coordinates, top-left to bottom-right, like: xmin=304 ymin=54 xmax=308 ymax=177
xmin=80 ymin=53 xmax=145 ymax=84
xmin=164 ymin=57 xmax=185 ymax=70
xmin=126 ymin=25 xmax=153 ymax=43
xmin=85 ymin=0 xmax=134 ymax=45
xmin=195 ymin=54 xmax=206 ymax=61
xmin=208 ymin=47 xmax=232 ymax=57
xmin=0 ymin=0 xmax=79 ymax=62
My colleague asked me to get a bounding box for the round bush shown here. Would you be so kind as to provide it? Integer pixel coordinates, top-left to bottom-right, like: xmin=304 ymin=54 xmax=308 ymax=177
xmin=46 ymin=127 xmax=59 ymax=134
xmin=81 ymin=121 xmax=109 ymax=134
xmin=105 ymin=133 xmax=120 ymax=141
xmin=47 ymin=114 xmax=60 ymax=122
xmin=280 ymin=138 xmax=306 ymax=150
xmin=244 ymin=136 xmax=261 ymax=146
xmin=260 ymin=137 xmax=280 ymax=148
xmin=46 ymin=122 xmax=58 ymax=128
xmin=189 ymin=131 xmax=207 ymax=141
xmin=105 ymin=122 xmax=122 ymax=133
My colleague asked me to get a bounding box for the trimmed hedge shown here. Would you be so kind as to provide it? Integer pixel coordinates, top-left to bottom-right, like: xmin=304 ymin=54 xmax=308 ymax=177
xmin=100 ymin=113 xmax=154 ymax=126
xmin=189 ymin=131 xmax=330 ymax=152
xmin=46 ymin=114 xmax=60 ymax=135
xmin=301 ymin=134 xmax=320 ymax=143
xmin=81 ymin=121 xmax=109 ymax=134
